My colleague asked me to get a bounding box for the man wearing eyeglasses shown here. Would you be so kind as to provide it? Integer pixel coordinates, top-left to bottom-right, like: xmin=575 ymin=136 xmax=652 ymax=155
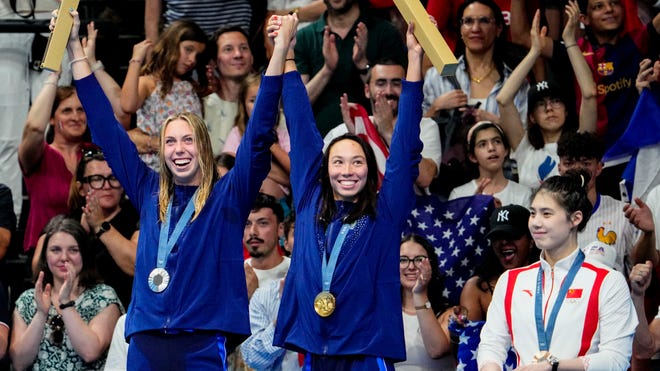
xmin=293 ymin=0 xmax=406 ymax=136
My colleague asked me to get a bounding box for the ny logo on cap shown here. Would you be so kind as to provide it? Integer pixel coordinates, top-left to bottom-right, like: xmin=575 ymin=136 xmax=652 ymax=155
xmin=497 ymin=210 xmax=510 ymax=222
xmin=536 ymin=81 xmax=549 ymax=91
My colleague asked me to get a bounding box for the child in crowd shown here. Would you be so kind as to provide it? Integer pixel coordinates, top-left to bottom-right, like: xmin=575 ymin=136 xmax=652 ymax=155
xmin=497 ymin=3 xmax=597 ymax=189
xmin=449 ymin=121 xmax=532 ymax=207
xmin=120 ymin=20 xmax=208 ymax=170
xmin=222 ymin=72 xmax=292 ymax=213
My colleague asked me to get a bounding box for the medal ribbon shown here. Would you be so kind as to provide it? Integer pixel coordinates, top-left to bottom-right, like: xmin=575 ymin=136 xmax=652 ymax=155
xmin=534 ymin=250 xmax=584 ymax=351
xmin=321 ymin=222 xmax=355 ymax=293
xmin=157 ymin=190 xmax=199 ymax=268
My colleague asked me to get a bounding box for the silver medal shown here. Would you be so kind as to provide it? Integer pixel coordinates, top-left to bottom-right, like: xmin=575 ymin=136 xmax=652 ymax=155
xmin=148 ymin=268 xmax=170 ymax=292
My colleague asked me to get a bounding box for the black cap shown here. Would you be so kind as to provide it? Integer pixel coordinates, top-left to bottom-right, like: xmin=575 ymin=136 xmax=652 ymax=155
xmin=528 ymin=80 xmax=567 ymax=109
xmin=486 ymin=205 xmax=530 ymax=240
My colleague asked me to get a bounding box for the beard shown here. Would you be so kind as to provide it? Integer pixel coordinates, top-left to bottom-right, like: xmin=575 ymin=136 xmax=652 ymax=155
xmin=325 ymin=0 xmax=357 ymax=15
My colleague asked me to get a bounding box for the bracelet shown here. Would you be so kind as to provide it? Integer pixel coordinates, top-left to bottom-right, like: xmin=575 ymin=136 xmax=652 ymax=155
xmin=285 ymin=58 xmax=296 ymax=62
xmin=59 ymin=300 xmax=75 ymax=310
xmin=69 ymin=56 xmax=88 ymax=67
xmin=565 ymin=43 xmax=577 ymax=49
xmin=129 ymin=58 xmax=144 ymax=65
xmin=91 ymin=60 xmax=104 ymax=72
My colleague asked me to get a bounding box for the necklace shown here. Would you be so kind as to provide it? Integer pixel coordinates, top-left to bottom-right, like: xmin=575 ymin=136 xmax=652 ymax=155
xmin=470 ymin=65 xmax=494 ymax=84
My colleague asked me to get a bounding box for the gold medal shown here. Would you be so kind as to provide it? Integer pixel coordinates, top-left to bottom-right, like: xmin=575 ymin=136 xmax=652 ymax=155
xmin=314 ymin=291 xmax=336 ymax=317
xmin=532 ymin=351 xmax=551 ymax=363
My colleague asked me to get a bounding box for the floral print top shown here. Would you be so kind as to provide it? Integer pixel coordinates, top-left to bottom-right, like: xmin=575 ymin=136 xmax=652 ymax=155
xmin=137 ymin=80 xmax=202 ymax=170
xmin=15 ymin=284 xmax=124 ymax=371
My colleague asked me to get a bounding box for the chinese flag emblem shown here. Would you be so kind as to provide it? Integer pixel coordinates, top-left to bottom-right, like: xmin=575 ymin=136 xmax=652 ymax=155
xmin=566 ymin=289 xmax=583 ymax=299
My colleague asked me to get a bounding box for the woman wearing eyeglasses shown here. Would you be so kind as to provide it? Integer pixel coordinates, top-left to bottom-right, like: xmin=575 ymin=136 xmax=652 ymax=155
xmin=496 ymin=2 xmax=597 ymax=189
xmin=30 ymin=147 xmax=139 ymax=308
xmin=397 ymin=234 xmax=454 ymax=370
xmin=423 ymin=0 xmax=528 ymax=125
xmin=18 ymin=22 xmax=129 ymax=256
xmin=10 ymin=215 xmax=123 ymax=371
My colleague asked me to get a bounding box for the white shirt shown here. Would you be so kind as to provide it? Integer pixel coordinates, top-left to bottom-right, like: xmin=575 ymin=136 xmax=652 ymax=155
xmin=395 ymin=312 xmax=455 ymax=371
xmin=104 ymin=314 xmax=127 ymax=371
xmin=449 ymin=179 xmax=532 ymax=207
xmin=578 ymin=194 xmax=639 ymax=275
xmin=510 ymin=136 xmax=559 ymax=190
xmin=478 ymin=248 xmax=637 ymax=370
xmin=246 ymin=256 xmax=291 ymax=286
xmin=203 ymin=93 xmax=238 ymax=156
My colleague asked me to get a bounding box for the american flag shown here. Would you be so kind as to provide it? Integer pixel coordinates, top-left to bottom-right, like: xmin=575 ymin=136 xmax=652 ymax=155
xmin=449 ymin=319 xmax=517 ymax=371
xmin=349 ymin=104 xmax=389 ymax=186
xmin=404 ymin=194 xmax=495 ymax=306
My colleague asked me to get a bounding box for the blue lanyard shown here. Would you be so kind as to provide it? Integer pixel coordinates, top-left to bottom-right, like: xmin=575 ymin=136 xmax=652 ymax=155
xmin=157 ymin=190 xmax=198 ymax=268
xmin=534 ymin=250 xmax=585 ymax=351
xmin=321 ymin=222 xmax=354 ymax=292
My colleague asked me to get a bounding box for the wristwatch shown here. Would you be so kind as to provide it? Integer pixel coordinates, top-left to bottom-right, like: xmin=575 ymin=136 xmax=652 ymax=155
xmin=96 ymin=221 xmax=111 ymax=238
xmin=414 ymin=301 xmax=431 ymax=310
xmin=357 ymin=64 xmax=370 ymax=75
xmin=59 ymin=300 xmax=75 ymax=310
xmin=550 ymin=359 xmax=559 ymax=371
xmin=548 ymin=354 xmax=559 ymax=371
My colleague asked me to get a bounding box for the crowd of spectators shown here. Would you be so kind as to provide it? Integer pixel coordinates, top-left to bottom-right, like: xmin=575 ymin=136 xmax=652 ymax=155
xmin=0 ymin=0 xmax=659 ymax=369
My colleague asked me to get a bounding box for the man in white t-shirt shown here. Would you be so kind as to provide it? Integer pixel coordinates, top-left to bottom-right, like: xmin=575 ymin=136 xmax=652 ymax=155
xmin=558 ymin=131 xmax=640 ymax=275
xmin=323 ymin=59 xmax=442 ymax=194
xmin=244 ymin=193 xmax=290 ymax=289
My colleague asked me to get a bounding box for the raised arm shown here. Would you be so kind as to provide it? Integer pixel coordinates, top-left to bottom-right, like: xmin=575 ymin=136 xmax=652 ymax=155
xmin=17 ymin=71 xmax=60 ymax=174
xmin=83 ymin=22 xmax=131 ymax=129
xmin=67 ymin=10 xmax=153 ymax=206
xmin=563 ymin=0 xmax=596 ymax=133
xmin=380 ymin=22 xmax=424 ymax=217
xmin=510 ymin=1 xmax=554 ymax=58
xmin=496 ymin=10 xmax=546 ymax=151
xmin=144 ymin=0 xmax=161 ymax=43
xmin=265 ymin=14 xmax=299 ymax=77
xmin=120 ymin=40 xmax=153 ymax=114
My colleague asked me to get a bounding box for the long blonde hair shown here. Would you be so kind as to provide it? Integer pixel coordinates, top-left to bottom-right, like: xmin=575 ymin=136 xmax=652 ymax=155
xmin=157 ymin=113 xmax=217 ymax=221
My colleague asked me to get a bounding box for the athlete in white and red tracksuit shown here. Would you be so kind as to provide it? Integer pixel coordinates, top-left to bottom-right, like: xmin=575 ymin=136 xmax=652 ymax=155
xmin=477 ymin=171 xmax=637 ymax=371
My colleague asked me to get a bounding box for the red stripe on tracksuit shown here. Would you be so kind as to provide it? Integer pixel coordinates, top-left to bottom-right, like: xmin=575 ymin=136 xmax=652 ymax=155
xmin=579 ymin=262 xmax=610 ymax=356
xmin=505 ymin=262 xmax=541 ymax=363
